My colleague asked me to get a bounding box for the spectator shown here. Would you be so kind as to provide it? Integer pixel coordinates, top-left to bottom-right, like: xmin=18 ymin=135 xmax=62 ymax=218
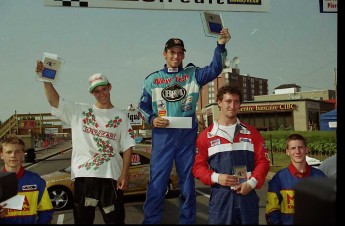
xmin=0 ymin=135 xmax=54 ymax=224
xmin=265 ymin=133 xmax=326 ymax=225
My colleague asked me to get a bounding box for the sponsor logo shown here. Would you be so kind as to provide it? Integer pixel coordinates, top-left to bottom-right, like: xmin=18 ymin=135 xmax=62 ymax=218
xmin=240 ymin=128 xmax=251 ymax=134
xmin=131 ymin=154 xmax=141 ymax=166
xmin=240 ymin=137 xmax=251 ymax=143
xmin=83 ymin=126 xmax=117 ymax=140
xmin=154 ymin=77 xmax=172 ymax=84
xmin=287 ymin=193 xmax=295 ymax=209
xmin=210 ymin=139 xmax=221 ymax=147
xmin=157 ymin=100 xmax=167 ymax=116
xmin=161 ymin=84 xmax=187 ymax=102
xmin=181 ymin=96 xmax=193 ymax=112
xmin=175 ymin=74 xmax=189 ymax=82
xmin=22 ymin=184 xmax=37 ymax=191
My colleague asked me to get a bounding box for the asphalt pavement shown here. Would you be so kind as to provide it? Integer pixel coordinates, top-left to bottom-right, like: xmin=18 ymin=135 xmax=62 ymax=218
xmin=22 ymin=140 xmax=73 ymax=168
xmin=24 ymin=140 xmax=275 ymax=177
xmin=17 ymin=141 xmax=275 ymax=224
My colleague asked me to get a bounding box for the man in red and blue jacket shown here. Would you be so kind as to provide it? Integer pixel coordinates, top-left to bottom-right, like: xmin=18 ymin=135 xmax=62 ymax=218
xmin=193 ymin=85 xmax=270 ymax=224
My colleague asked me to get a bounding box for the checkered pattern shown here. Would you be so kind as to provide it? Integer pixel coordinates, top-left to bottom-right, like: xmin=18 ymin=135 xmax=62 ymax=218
xmin=53 ymin=0 xmax=89 ymax=7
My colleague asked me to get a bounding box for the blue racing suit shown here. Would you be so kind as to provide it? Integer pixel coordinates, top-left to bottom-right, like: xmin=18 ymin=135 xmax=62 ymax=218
xmin=138 ymin=42 xmax=227 ymax=224
xmin=265 ymin=163 xmax=326 ymax=225
xmin=0 ymin=166 xmax=54 ymax=224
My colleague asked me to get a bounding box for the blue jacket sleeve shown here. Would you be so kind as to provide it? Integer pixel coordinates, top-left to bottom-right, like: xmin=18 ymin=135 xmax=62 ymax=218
xmin=138 ymin=88 xmax=156 ymax=125
xmin=265 ymin=176 xmax=282 ymax=225
xmin=36 ymin=180 xmax=54 ymax=224
xmin=195 ymin=42 xmax=227 ymax=86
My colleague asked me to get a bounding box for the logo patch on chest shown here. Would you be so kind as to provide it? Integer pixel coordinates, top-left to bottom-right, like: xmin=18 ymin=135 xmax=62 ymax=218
xmin=240 ymin=137 xmax=251 ymax=143
xmin=210 ymin=139 xmax=221 ymax=147
xmin=181 ymin=96 xmax=193 ymax=112
xmin=22 ymin=184 xmax=37 ymax=191
xmin=161 ymin=84 xmax=187 ymax=102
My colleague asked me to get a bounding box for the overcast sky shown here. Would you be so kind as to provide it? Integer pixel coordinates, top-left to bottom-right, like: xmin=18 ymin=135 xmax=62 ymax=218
xmin=0 ymin=0 xmax=337 ymax=121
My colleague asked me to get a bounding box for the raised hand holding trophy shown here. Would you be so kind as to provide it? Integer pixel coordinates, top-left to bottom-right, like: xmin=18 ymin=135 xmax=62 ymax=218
xmin=200 ymin=11 xmax=224 ymax=38
xmin=36 ymin=52 xmax=62 ymax=83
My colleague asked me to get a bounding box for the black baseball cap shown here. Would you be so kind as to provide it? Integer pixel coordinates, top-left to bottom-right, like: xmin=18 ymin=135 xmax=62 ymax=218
xmin=165 ymin=38 xmax=186 ymax=52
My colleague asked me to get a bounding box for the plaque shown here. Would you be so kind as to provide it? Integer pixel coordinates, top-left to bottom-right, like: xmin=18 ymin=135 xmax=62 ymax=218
xmin=36 ymin=52 xmax=62 ymax=83
xmin=200 ymin=11 xmax=224 ymax=38
xmin=234 ymin=165 xmax=248 ymax=183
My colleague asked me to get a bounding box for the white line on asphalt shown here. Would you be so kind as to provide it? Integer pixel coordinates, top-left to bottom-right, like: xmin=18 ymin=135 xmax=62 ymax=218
xmin=196 ymin=189 xmax=210 ymax=198
xmin=57 ymin=214 xmax=64 ymax=224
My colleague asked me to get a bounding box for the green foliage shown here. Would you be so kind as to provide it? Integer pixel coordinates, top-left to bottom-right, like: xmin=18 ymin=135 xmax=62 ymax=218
xmin=262 ymin=131 xmax=336 ymax=156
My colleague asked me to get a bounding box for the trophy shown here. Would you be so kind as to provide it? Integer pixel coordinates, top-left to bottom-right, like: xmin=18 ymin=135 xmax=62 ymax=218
xmin=200 ymin=11 xmax=224 ymax=38
xmin=36 ymin=52 xmax=62 ymax=83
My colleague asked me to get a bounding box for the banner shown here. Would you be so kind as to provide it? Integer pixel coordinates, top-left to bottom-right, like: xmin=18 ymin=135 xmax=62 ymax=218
xmin=319 ymin=0 xmax=337 ymax=13
xmin=45 ymin=128 xmax=59 ymax=134
xmin=24 ymin=120 xmax=35 ymax=129
xmin=127 ymin=110 xmax=143 ymax=126
xmin=44 ymin=0 xmax=270 ymax=12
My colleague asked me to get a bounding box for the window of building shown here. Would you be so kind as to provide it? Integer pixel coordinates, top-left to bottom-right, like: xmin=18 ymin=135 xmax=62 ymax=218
xmin=224 ymin=73 xmax=229 ymax=84
xmin=208 ymin=81 xmax=215 ymax=104
xmin=238 ymin=111 xmax=293 ymax=131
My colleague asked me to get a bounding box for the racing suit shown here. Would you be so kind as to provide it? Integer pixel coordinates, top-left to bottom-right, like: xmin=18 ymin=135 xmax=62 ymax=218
xmin=0 ymin=166 xmax=54 ymax=224
xmin=265 ymin=163 xmax=326 ymax=225
xmin=139 ymin=43 xmax=227 ymax=224
xmin=193 ymin=121 xmax=270 ymax=224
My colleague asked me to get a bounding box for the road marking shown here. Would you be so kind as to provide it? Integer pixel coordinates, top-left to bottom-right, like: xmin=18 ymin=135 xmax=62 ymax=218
xmin=57 ymin=214 xmax=64 ymax=224
xmin=196 ymin=189 xmax=210 ymax=198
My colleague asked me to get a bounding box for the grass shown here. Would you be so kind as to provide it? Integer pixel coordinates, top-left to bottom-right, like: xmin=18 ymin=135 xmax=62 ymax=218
xmin=268 ymin=151 xmax=329 ymax=173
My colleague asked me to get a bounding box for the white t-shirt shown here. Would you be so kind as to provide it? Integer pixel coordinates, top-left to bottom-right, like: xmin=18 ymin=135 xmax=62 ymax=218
xmin=52 ymin=98 xmax=136 ymax=180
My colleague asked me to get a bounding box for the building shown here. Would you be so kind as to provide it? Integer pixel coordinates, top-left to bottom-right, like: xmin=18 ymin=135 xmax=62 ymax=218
xmin=197 ymin=67 xmax=267 ymax=129
xmin=197 ymin=71 xmax=336 ymax=131
xmin=197 ymin=67 xmax=268 ymax=107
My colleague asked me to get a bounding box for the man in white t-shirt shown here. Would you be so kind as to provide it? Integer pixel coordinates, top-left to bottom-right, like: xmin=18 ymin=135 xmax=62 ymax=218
xmin=35 ymin=61 xmax=135 ymax=224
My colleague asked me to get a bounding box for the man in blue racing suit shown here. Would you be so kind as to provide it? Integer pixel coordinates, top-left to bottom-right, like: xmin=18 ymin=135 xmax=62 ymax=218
xmin=138 ymin=28 xmax=231 ymax=224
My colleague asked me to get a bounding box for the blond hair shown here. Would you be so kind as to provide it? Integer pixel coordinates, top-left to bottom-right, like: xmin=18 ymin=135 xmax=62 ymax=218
xmin=0 ymin=135 xmax=25 ymax=152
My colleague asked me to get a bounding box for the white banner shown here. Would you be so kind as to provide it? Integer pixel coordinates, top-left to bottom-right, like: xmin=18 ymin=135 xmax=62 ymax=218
xmin=45 ymin=127 xmax=59 ymax=134
xmin=43 ymin=0 xmax=270 ymax=12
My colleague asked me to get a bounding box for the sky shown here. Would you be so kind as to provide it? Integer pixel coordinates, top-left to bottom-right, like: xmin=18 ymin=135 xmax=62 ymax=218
xmin=0 ymin=0 xmax=337 ymax=122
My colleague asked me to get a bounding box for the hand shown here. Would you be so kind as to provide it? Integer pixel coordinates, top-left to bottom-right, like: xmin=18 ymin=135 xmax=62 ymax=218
xmin=116 ymin=176 xmax=128 ymax=190
xmin=234 ymin=181 xmax=252 ymax=195
xmin=35 ymin=60 xmax=44 ymax=73
xmin=217 ymin=28 xmax=231 ymax=45
xmin=0 ymin=203 xmax=8 ymax=218
xmin=153 ymin=117 xmax=170 ymax=128
xmin=218 ymin=174 xmax=239 ymax=187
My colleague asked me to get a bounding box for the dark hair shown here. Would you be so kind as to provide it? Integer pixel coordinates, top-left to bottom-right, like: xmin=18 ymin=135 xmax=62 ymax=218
xmin=285 ymin=133 xmax=307 ymax=149
xmin=216 ymin=85 xmax=243 ymax=103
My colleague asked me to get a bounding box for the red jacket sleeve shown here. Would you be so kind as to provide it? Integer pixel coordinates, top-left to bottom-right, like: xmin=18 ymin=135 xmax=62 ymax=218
xmin=192 ymin=129 xmax=215 ymax=186
xmin=249 ymin=126 xmax=270 ymax=189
